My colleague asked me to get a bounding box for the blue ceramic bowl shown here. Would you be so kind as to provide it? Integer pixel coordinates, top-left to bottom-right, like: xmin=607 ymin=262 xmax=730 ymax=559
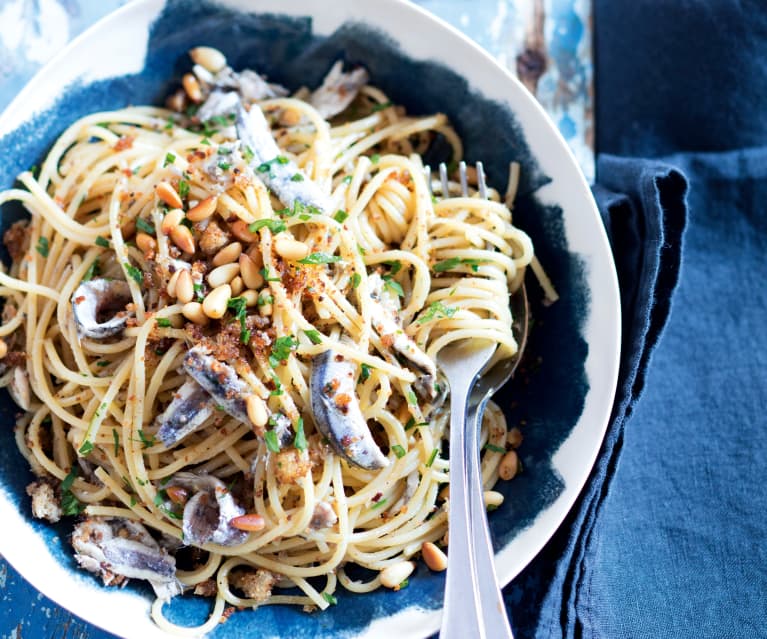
xmin=0 ymin=1 xmax=620 ymax=637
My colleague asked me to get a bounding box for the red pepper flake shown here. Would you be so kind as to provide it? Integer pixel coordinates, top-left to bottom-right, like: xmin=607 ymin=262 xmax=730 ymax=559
xmin=114 ymin=135 xmax=134 ymax=151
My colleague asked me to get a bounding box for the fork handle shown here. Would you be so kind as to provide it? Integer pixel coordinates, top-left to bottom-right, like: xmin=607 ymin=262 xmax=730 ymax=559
xmin=467 ymin=398 xmax=515 ymax=638
xmin=439 ymin=383 xmax=486 ymax=639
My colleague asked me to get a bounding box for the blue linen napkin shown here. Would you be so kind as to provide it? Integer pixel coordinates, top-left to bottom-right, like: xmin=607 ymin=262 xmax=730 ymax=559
xmin=504 ymin=156 xmax=689 ymax=638
xmin=504 ymin=1 xmax=767 ymax=637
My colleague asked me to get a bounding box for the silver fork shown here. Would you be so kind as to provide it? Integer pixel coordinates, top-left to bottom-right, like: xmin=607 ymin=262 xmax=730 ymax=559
xmin=427 ymin=161 xmax=522 ymax=639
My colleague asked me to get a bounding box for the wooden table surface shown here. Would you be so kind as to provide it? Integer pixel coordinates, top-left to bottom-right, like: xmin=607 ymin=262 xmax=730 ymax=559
xmin=0 ymin=1 xmax=593 ymax=637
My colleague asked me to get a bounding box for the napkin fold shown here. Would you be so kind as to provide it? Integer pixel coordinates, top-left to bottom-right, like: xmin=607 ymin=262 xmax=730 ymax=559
xmin=503 ymin=156 xmax=688 ymax=638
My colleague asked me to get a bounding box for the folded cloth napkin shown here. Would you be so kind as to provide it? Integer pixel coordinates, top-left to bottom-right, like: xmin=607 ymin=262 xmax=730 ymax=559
xmin=503 ymin=156 xmax=688 ymax=638
xmin=503 ymin=1 xmax=767 ymax=637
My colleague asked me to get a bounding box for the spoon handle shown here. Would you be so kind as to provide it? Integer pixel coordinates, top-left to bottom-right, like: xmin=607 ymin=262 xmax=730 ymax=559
xmin=468 ymin=400 xmax=515 ymax=638
xmin=439 ymin=381 xmax=486 ymax=639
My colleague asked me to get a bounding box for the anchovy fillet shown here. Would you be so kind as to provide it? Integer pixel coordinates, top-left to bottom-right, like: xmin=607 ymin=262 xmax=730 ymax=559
xmin=156 ymin=380 xmax=214 ymax=447
xmin=168 ymin=473 xmax=247 ymax=547
xmin=309 ymin=61 xmax=369 ymax=119
xmin=235 ymin=101 xmax=333 ymax=214
xmin=182 ymin=346 xmax=249 ymax=423
xmin=310 ymin=347 xmax=388 ymax=470
xmin=71 ymin=278 xmax=132 ymax=339
xmin=71 ymin=517 xmax=182 ymax=601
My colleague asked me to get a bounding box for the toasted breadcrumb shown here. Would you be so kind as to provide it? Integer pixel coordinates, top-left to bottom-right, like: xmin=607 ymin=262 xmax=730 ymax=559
xmin=274 ymin=448 xmax=312 ymax=485
xmin=26 ymin=480 xmax=62 ymax=523
xmin=230 ymin=569 xmax=277 ymax=603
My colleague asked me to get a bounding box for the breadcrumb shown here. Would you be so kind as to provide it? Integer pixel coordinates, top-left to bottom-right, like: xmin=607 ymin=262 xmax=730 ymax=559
xmin=26 ymin=481 xmax=62 ymax=523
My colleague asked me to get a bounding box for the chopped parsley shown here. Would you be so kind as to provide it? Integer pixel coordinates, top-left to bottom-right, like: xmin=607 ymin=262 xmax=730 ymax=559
xmin=200 ymin=137 xmax=211 ymax=146
xmin=248 ymin=218 xmax=287 ymax=234
xmin=242 ymin=145 xmax=254 ymax=162
xmin=359 ymin=363 xmax=372 ymax=383
xmin=163 ymin=152 xmax=176 ymax=167
xmin=137 ymin=429 xmax=156 ymax=449
xmin=264 ymin=429 xmax=281 ymax=453
xmin=156 ymin=318 xmax=172 ymax=328
xmin=291 ymin=173 xmax=304 ymax=182
xmin=304 ymin=329 xmax=322 ymax=345
xmin=406 ymin=390 xmax=418 ymax=405
xmin=257 ymin=155 xmax=289 ymax=174
xmin=383 ymin=276 xmax=404 ymax=297
xmin=416 ymin=301 xmax=457 ymax=324
xmin=178 ymin=179 xmax=190 ymax=199
xmin=36 ymin=237 xmax=49 ymax=258
xmin=371 ymin=497 xmax=388 ymax=510
xmin=297 ymin=252 xmax=342 ymax=265
xmin=227 ymin=296 xmax=251 ymax=344
xmin=391 ymin=444 xmax=407 ymax=459
xmin=342 ymin=175 xmax=353 ymax=184
xmin=269 ymin=373 xmax=284 ymax=396
xmin=398 ymin=579 xmax=409 ymax=590
xmin=260 ymin=268 xmax=281 ymax=282
xmin=135 ymin=217 xmax=155 ymax=235
xmin=351 ymin=273 xmax=362 ymax=289
xmin=95 ymin=235 xmax=110 ymax=248
xmin=82 ymin=259 xmax=100 ymax=282
xmin=217 ymin=160 xmax=232 ymax=171
xmin=385 ymin=260 xmax=402 ymax=275
xmin=112 ymin=429 xmax=120 ymax=456
xmin=78 ymin=440 xmax=94 ymax=456
xmin=193 ymin=282 xmax=205 ymax=301
xmin=269 ymin=335 xmax=298 ymax=368
xmin=426 ymin=448 xmax=439 ymax=467
xmin=485 ymin=443 xmax=507 ymax=454
xmin=370 ymin=153 xmax=381 ymax=164
xmin=405 ymin=417 xmax=428 ymax=430
xmin=124 ymin=262 xmax=143 ymax=284
xmin=96 ymin=359 xmax=110 ymax=367
xmin=257 ymin=293 xmax=274 ymax=306
xmin=372 ymin=101 xmax=393 ymax=112
xmin=432 ymin=257 xmax=487 ymax=273
xmin=322 ymin=592 xmax=337 ymax=605
xmin=60 ymin=466 xmax=85 ymax=516
xmin=294 ymin=417 xmax=307 ymax=452
xmin=333 ymin=209 xmax=349 ymax=223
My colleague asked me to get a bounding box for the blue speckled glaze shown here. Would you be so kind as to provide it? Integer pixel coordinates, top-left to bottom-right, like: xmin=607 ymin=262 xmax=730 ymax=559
xmin=0 ymin=2 xmax=589 ymax=637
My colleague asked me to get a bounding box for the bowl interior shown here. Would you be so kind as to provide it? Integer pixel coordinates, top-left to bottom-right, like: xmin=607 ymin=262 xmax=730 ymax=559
xmin=0 ymin=1 xmax=607 ymax=638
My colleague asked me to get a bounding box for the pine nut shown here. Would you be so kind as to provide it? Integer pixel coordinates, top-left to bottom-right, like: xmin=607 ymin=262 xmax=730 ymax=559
xmin=187 ymin=195 xmax=218 ymax=222
xmin=165 ymin=89 xmax=187 ymax=113
xmin=175 ymin=269 xmax=194 ymax=304
xmin=207 ymin=263 xmax=239 ymax=288
xmin=379 ymin=561 xmax=414 ymax=589
xmin=483 ymin=490 xmax=504 ymax=509
xmin=246 ymin=394 xmax=268 ymax=428
xmin=161 ymin=208 xmax=185 ymax=235
xmin=246 ymin=246 xmax=264 ymax=267
xmin=230 ymin=513 xmax=265 ymax=532
xmin=156 ymin=182 xmax=183 ymax=209
xmin=171 ymin=225 xmax=196 ymax=254
xmin=212 ymin=242 xmax=242 ymax=266
xmin=274 ymin=237 xmax=310 ymax=261
xmin=421 ymin=542 xmax=447 ymax=572
xmin=239 ymin=254 xmax=264 ymax=289
xmin=230 ymin=219 xmax=258 ymax=243
xmin=135 ymin=232 xmax=156 ymax=253
xmin=230 ymin=276 xmax=244 ymax=296
xmin=182 ymin=302 xmax=209 ymax=325
xmin=182 ymin=73 xmax=202 ymax=103
xmin=0 ymin=338 xmax=7 ymax=360
xmin=189 ymin=46 xmax=227 ymax=73
xmin=259 ymin=302 xmax=272 ymax=317
xmin=165 ymin=485 xmax=189 ymax=505
xmin=507 ymin=427 xmax=523 ymax=449
xmin=498 ymin=450 xmax=519 ymax=481
xmin=202 ymin=284 xmax=231 ymax=319
xmin=241 ymin=289 xmax=259 ymax=306
xmin=167 ymin=269 xmax=182 ymax=298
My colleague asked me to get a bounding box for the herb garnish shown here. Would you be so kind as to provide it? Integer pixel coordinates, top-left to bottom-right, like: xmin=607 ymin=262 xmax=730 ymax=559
xmin=322 ymin=592 xmax=338 ymax=605
xmin=304 ymin=329 xmax=322 ymax=345
xmin=298 ymin=252 xmax=342 ymax=265
xmin=248 ymin=219 xmax=287 ymax=234
xmin=264 ymin=430 xmax=281 ymax=453
xmin=227 ymin=296 xmax=251 ymax=344
xmin=333 ymin=209 xmax=349 ymax=223
xmin=135 ymin=218 xmax=155 ymax=235
xmin=124 ymin=262 xmax=143 ymax=284
xmin=156 ymin=318 xmax=172 ymax=328
xmin=432 ymin=257 xmax=487 ymax=273
xmin=112 ymin=429 xmax=120 ymax=456
xmin=426 ymin=448 xmax=439 ymax=467
xmin=61 ymin=466 xmax=85 ymax=516
xmin=485 ymin=443 xmax=507 ymax=454
xmin=391 ymin=444 xmax=407 ymax=459
xmin=36 ymin=237 xmax=49 ymax=258
xmin=416 ymin=301 xmax=457 ymax=324
xmin=269 ymin=335 xmax=298 ymax=368
xmin=95 ymin=235 xmax=110 ymax=248
xmin=163 ymin=152 xmax=176 ymax=167
xmin=82 ymin=260 xmax=100 ymax=282
xmin=294 ymin=417 xmax=307 ymax=452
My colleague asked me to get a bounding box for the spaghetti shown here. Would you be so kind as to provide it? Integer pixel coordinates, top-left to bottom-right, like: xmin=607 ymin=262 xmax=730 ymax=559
xmin=0 ymin=47 xmax=534 ymax=630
